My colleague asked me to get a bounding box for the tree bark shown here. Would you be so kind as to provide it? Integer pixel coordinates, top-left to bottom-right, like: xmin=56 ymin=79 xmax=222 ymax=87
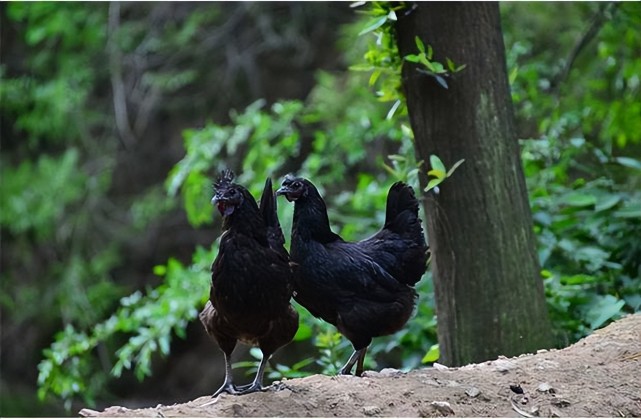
xmin=395 ymin=2 xmax=552 ymax=366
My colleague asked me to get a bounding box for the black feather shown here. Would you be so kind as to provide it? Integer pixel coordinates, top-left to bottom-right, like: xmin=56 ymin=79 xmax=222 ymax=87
xmin=214 ymin=169 xmax=235 ymax=193
xmin=200 ymin=173 xmax=298 ymax=396
xmin=279 ymin=176 xmax=429 ymax=375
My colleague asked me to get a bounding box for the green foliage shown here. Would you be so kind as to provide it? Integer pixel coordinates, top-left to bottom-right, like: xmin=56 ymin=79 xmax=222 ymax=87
xmin=166 ymin=99 xmax=304 ymax=227
xmin=504 ymin=2 xmax=641 ymax=149
xmin=404 ymin=36 xmax=466 ymax=90
xmin=109 ymin=252 xmax=211 ymax=380
xmin=0 ymin=149 xmax=85 ymax=240
xmin=234 ymin=347 xmax=315 ymax=380
xmin=523 ymin=138 xmax=641 ymax=343
xmin=350 ymin=2 xmax=465 ymax=115
xmin=2 ymin=3 xmax=106 ymax=146
xmin=424 ymin=155 xmax=465 ymax=193
xmin=37 ymin=247 xmax=213 ymax=407
xmin=505 ymin=2 xmax=641 ymax=344
xmin=2 ymin=3 xmax=204 ymax=412
xmin=349 ymin=2 xmax=406 ymax=117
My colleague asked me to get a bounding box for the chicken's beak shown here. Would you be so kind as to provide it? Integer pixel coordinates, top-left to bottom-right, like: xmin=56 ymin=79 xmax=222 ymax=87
xmin=212 ymin=196 xmax=235 ymax=216
xmin=276 ymin=186 xmax=296 ymax=202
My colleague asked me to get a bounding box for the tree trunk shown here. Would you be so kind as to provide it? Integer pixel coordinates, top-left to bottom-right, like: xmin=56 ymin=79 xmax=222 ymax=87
xmin=395 ymin=2 xmax=552 ymax=366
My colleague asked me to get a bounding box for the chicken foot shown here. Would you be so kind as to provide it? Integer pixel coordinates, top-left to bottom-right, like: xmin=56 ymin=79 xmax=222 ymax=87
xmin=338 ymin=347 xmax=368 ymax=376
xmin=211 ymin=353 xmax=242 ymax=397
xmin=233 ymin=351 xmax=271 ymax=394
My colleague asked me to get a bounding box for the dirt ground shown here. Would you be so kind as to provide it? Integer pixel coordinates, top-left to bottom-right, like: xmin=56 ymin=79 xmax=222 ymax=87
xmin=80 ymin=313 xmax=641 ymax=418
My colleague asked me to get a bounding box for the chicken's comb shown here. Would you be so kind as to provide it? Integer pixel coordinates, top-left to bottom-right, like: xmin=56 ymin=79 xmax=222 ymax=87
xmin=214 ymin=169 xmax=235 ymax=191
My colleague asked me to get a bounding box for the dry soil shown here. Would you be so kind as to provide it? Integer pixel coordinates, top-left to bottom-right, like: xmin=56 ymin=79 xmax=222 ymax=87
xmin=80 ymin=313 xmax=641 ymax=417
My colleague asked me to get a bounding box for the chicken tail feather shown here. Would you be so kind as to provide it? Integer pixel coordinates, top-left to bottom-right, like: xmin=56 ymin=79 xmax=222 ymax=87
xmin=384 ymin=182 xmax=421 ymax=234
xmin=260 ymin=177 xmax=287 ymax=253
xmin=260 ymin=178 xmax=278 ymax=228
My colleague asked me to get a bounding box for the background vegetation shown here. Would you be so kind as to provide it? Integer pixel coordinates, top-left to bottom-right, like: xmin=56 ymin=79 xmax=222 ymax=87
xmin=1 ymin=2 xmax=639 ymax=416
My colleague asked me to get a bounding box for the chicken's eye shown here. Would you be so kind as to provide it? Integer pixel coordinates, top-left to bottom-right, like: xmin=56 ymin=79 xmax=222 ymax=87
xmin=228 ymin=189 xmax=237 ymax=196
xmin=293 ymin=181 xmax=301 ymax=188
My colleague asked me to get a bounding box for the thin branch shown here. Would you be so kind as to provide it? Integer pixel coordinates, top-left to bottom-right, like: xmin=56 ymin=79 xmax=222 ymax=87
xmin=133 ymin=85 xmax=161 ymax=137
xmin=108 ymin=2 xmax=137 ymax=149
xmin=552 ymin=2 xmax=620 ymax=96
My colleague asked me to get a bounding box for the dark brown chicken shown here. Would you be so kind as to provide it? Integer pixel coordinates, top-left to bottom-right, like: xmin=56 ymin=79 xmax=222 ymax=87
xmin=199 ymin=170 xmax=298 ymax=396
xmin=276 ymin=175 xmax=428 ymax=376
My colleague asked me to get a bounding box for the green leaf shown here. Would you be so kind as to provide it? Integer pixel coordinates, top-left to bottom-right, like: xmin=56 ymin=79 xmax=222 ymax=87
xmin=446 ymin=158 xmax=466 ymax=177
xmin=293 ymin=322 xmax=312 ymax=341
xmin=153 ymin=265 xmax=167 ymax=276
xmin=562 ymin=274 xmax=599 ymax=286
xmin=430 ymin=155 xmax=446 ymax=174
xmin=182 ymin=171 xmax=214 ymax=227
xmin=358 ymin=16 xmax=388 ymax=36
xmin=232 ymin=361 xmax=258 ymax=369
xmin=455 ymin=64 xmax=467 ymax=72
xmin=561 ymin=192 xmax=596 ymax=207
xmin=424 ymin=178 xmax=443 ymax=192
xmin=387 ymin=10 xmax=397 ymax=21
xmin=158 ymin=336 xmax=170 ymax=356
xmin=614 ymin=157 xmax=641 ymax=170
xmin=415 ymin=36 xmax=425 ymax=53
xmin=509 ymin=66 xmax=519 ymax=84
xmin=446 ymin=57 xmax=456 ymax=72
xmin=625 ymin=295 xmax=641 ymax=312
xmin=585 ymin=295 xmax=625 ymax=330
xmin=421 ymin=344 xmax=440 ymax=363
xmin=369 ymin=69 xmax=382 ymax=86
xmin=434 ymin=75 xmax=448 ymax=89
xmin=422 ymin=57 xmax=435 ymax=72
xmin=404 ymin=54 xmax=421 ymax=63
xmin=401 ymin=124 xmax=414 ymax=138
xmin=427 ymin=44 xmax=433 ymax=61
xmin=431 ymin=62 xmax=445 ymax=74
xmin=594 ymin=194 xmax=621 ymax=212
xmin=427 ymin=169 xmax=446 ymax=179
xmin=382 ymin=163 xmax=398 ymax=177
xmin=348 ymin=63 xmax=374 ymax=72
xmin=249 ymin=347 xmax=263 ymax=360
xmin=613 ymin=203 xmax=641 ymax=219
xmin=291 ymin=357 xmax=315 ymax=371
xmin=385 ymin=99 xmax=402 ymax=120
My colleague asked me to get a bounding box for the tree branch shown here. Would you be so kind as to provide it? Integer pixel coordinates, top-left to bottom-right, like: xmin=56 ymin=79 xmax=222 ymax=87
xmin=108 ymin=1 xmax=137 ymax=149
xmin=552 ymin=2 xmax=620 ymax=95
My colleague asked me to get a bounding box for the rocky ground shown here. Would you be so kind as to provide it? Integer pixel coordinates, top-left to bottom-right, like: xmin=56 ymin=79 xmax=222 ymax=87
xmin=80 ymin=313 xmax=641 ymax=417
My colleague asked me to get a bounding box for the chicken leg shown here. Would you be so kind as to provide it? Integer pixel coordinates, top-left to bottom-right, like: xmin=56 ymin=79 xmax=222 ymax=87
xmin=212 ymin=353 xmax=241 ymax=397
xmin=338 ymin=347 xmax=367 ymax=376
xmin=234 ymin=350 xmax=271 ymax=394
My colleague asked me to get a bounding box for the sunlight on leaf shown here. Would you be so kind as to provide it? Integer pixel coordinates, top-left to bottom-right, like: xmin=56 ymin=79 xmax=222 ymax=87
xmin=358 ymin=16 xmax=388 ymax=36
xmin=429 ymin=155 xmax=446 ymax=174
xmin=425 ymin=178 xmax=443 ymax=192
xmin=421 ymin=343 xmax=440 ymax=363
xmin=427 ymin=169 xmax=446 ymax=179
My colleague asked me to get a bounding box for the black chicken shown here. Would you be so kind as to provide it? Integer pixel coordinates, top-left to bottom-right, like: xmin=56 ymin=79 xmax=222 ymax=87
xmin=199 ymin=170 xmax=298 ymax=396
xmin=276 ymin=175 xmax=428 ymax=376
